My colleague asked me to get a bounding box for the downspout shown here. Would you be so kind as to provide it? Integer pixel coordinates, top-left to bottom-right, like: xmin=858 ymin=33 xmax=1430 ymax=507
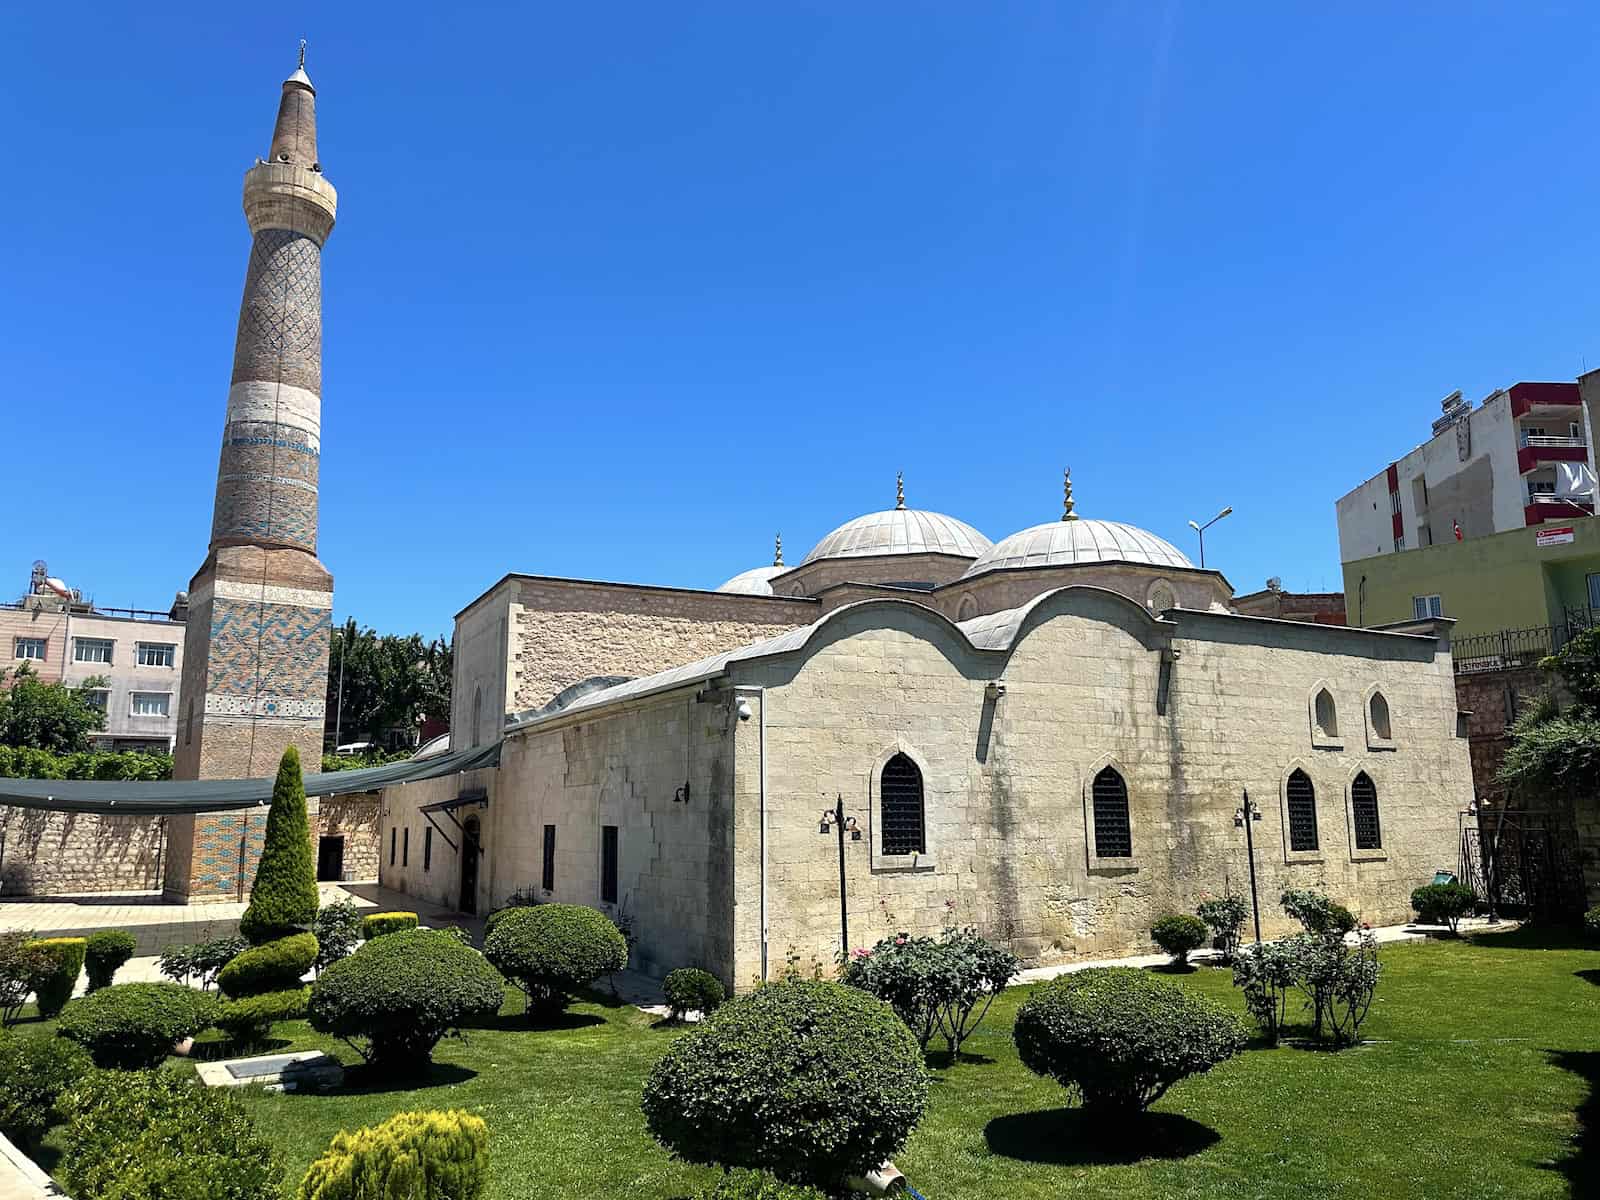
xmin=734 ymin=686 xmax=768 ymax=982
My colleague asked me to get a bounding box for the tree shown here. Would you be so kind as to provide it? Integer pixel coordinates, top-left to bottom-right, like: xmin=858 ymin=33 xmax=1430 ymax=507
xmin=239 ymin=747 xmax=320 ymax=944
xmin=0 ymin=662 xmax=107 ymax=752
xmin=324 ymin=621 xmax=451 ymax=747
xmin=1499 ymin=627 xmax=1600 ymax=798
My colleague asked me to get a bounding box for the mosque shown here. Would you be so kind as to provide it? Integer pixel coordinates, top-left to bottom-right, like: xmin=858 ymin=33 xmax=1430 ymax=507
xmin=384 ymin=471 xmax=1472 ymax=986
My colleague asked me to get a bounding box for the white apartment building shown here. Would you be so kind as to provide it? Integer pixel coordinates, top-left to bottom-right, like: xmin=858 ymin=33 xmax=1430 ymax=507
xmin=1336 ymin=382 xmax=1596 ymax=564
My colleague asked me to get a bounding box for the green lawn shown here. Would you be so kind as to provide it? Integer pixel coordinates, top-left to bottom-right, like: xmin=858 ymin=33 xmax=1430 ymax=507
xmin=30 ymin=928 xmax=1600 ymax=1198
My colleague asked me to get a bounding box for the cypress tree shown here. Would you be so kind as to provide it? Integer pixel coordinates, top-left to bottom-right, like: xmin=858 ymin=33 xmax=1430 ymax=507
xmin=240 ymin=746 xmax=321 ymax=944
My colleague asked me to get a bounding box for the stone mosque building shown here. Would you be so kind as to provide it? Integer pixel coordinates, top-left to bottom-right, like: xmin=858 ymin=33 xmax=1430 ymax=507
xmin=384 ymin=470 xmax=1473 ymax=988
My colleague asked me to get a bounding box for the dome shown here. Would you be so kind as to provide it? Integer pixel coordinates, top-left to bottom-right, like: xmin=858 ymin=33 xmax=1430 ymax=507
xmin=716 ymin=565 xmax=786 ymax=595
xmin=802 ymin=509 xmax=991 ymax=564
xmin=963 ymin=519 xmax=1193 ymax=577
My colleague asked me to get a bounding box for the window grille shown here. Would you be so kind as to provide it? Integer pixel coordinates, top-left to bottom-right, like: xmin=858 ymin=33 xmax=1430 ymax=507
xmin=601 ymin=825 xmax=619 ymax=904
xmin=1351 ymin=772 xmax=1382 ymax=850
xmin=879 ymin=754 xmax=925 ymax=856
xmin=1287 ymin=769 xmax=1319 ymax=852
xmin=1092 ymin=766 xmax=1132 ymax=858
xmin=542 ymin=824 xmax=556 ymax=891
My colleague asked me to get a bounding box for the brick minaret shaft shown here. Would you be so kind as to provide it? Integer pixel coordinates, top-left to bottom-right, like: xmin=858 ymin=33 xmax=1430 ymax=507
xmin=165 ymin=53 xmax=337 ymax=900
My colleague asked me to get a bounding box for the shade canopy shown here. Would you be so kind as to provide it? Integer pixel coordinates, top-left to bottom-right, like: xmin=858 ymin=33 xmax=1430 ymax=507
xmin=0 ymin=742 xmax=502 ymax=816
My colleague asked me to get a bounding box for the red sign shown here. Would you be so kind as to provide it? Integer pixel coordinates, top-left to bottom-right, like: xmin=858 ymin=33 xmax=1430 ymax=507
xmin=1536 ymin=526 xmax=1576 ymax=547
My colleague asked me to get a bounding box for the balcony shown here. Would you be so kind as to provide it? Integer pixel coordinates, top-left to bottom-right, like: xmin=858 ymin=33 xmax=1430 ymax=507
xmin=1524 ymin=494 xmax=1593 ymax=525
xmin=1517 ymin=434 xmax=1589 ymax=474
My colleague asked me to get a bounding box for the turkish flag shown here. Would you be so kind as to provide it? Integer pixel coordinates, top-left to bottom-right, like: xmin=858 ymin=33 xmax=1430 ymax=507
xmin=1454 ymin=520 xmax=1463 ymax=541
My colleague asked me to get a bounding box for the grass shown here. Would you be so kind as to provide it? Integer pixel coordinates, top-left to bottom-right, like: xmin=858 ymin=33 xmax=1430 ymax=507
xmin=20 ymin=927 xmax=1600 ymax=1198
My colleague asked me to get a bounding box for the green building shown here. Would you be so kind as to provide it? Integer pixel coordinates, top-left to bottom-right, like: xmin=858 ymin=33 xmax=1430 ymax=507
xmin=1342 ymin=518 xmax=1600 ymax=644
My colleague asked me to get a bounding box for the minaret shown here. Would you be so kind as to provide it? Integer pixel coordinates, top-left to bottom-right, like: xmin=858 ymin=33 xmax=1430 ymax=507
xmin=165 ymin=48 xmax=337 ymax=900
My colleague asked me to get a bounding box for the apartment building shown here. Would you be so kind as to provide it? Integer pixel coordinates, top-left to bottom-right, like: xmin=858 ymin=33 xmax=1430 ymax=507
xmin=2 ymin=563 xmax=187 ymax=753
xmin=1336 ymin=382 xmax=1595 ymax=564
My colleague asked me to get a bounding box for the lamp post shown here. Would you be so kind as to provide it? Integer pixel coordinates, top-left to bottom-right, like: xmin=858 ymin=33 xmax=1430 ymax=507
xmin=819 ymin=794 xmax=862 ymax=959
xmin=1234 ymin=789 xmax=1264 ymax=944
xmin=1187 ymin=506 xmax=1233 ymax=570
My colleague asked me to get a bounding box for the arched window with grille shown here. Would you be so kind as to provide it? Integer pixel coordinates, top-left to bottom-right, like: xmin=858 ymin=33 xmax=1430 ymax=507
xmin=1286 ymin=768 xmax=1319 ymax=852
xmin=1092 ymin=766 xmax=1133 ymax=859
xmin=1351 ymin=771 xmax=1381 ymax=850
xmin=880 ymin=753 xmax=925 ymax=856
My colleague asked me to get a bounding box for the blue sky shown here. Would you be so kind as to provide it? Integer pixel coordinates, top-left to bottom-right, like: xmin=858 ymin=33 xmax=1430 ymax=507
xmin=7 ymin=3 xmax=1600 ymax=639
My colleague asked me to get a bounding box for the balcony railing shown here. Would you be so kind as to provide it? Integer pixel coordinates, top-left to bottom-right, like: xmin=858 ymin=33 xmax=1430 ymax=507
xmin=1520 ymin=434 xmax=1587 ymax=448
xmin=1453 ymin=609 xmax=1599 ymax=673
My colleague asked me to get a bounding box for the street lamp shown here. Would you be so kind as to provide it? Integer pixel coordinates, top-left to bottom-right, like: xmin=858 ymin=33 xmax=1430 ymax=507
xmin=1234 ymin=789 xmax=1264 ymax=944
xmin=1187 ymin=507 xmax=1233 ymax=570
xmin=819 ymin=795 xmax=862 ymax=959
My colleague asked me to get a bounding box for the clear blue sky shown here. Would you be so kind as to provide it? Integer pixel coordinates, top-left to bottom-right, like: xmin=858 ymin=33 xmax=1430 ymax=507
xmin=7 ymin=3 xmax=1600 ymax=639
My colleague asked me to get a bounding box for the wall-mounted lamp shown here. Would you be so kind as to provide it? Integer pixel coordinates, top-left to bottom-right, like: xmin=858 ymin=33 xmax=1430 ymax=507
xmin=673 ymin=781 xmax=692 ymax=804
xmin=984 ymin=680 xmax=1007 ymax=702
xmin=736 ymin=698 xmax=753 ymax=722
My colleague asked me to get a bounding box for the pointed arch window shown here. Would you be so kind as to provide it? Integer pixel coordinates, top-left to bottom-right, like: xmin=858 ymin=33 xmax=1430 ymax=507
xmin=1314 ymin=689 xmax=1338 ymax=739
xmin=880 ymin=754 xmax=926 ymax=856
xmin=1286 ymin=768 xmax=1319 ymax=852
xmin=1092 ymin=766 xmax=1133 ymax=859
xmin=472 ymin=686 xmax=484 ymax=747
xmin=1351 ymin=771 xmax=1382 ymax=850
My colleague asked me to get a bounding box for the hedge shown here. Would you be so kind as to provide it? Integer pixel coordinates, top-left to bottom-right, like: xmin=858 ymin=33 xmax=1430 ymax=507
xmin=238 ymin=746 xmax=319 ymax=944
xmin=217 ymin=987 xmax=311 ymax=1047
xmin=27 ymin=937 xmax=86 ymax=1018
xmin=84 ymin=930 xmax=138 ymax=992
xmin=298 ymin=1109 xmax=489 ymax=1200
xmin=483 ymin=904 xmax=627 ymax=1017
xmin=362 ymin=912 xmax=420 ymax=940
xmin=0 ymin=1032 xmax=92 ymax=1148
xmin=56 ymin=982 xmax=220 ymax=1069
xmin=218 ymin=933 xmax=319 ymax=999
xmin=0 ymin=744 xmax=172 ymax=781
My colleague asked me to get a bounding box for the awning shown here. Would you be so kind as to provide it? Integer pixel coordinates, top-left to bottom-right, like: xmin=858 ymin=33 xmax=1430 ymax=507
xmin=0 ymin=741 xmax=502 ymax=816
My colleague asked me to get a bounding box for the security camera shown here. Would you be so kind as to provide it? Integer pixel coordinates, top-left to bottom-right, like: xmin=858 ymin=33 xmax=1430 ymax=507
xmin=736 ymin=699 xmax=753 ymax=722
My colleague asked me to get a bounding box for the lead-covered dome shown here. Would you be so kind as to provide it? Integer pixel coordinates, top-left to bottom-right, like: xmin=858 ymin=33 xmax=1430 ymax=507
xmin=716 ymin=566 xmax=785 ymax=595
xmin=802 ymin=475 xmax=990 ymax=565
xmin=963 ymin=518 xmax=1193 ymax=577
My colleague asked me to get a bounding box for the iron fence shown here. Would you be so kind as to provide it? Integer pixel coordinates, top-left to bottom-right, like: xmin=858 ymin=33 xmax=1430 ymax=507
xmin=1453 ymin=609 xmax=1598 ymax=674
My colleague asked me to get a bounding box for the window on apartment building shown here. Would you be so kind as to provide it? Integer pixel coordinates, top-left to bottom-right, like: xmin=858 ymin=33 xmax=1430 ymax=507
xmin=880 ymin=753 xmax=926 ymax=856
xmin=1530 ymin=479 xmax=1556 ymax=496
xmin=402 ymin=827 xmax=409 ymax=867
xmin=1412 ymin=595 xmax=1444 ymax=620
xmin=1393 ymin=535 xmax=1405 ymax=552
xmin=1351 ymin=772 xmax=1382 ymax=851
xmin=73 ymin=637 xmax=113 ymax=664
xmin=1389 ymin=491 xmax=1402 ymax=515
xmin=1286 ymin=769 xmax=1319 ymax=853
xmin=542 ymin=824 xmax=556 ymax=891
xmin=136 ymin=642 xmax=176 ymax=668
xmin=80 ymin=688 xmax=109 ymax=711
xmin=130 ymin=692 xmax=170 ymax=717
xmin=423 ymin=826 xmax=433 ymax=872
xmin=14 ymin=637 xmax=45 ymax=661
xmin=1586 ymin=573 xmax=1600 ymax=611
xmin=1091 ymin=766 xmax=1133 ymax=859
xmin=601 ymin=825 xmax=619 ymax=905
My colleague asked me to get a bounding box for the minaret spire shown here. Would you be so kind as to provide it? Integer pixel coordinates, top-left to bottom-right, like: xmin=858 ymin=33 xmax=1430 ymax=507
xmin=773 ymin=534 xmax=784 ymax=567
xmin=1062 ymin=468 xmax=1078 ymax=521
xmin=271 ymin=42 xmax=320 ymax=169
xmin=895 ymin=471 xmax=906 ymax=511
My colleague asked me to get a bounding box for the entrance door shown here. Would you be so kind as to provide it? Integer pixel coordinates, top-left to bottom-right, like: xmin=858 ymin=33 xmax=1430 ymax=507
xmin=316 ymin=835 xmax=344 ymax=882
xmin=460 ymin=815 xmax=480 ymax=914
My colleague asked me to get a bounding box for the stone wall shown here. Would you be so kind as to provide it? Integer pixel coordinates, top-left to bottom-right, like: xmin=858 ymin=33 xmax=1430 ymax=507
xmin=772 ymin=553 xmax=976 ymax=599
xmin=0 ymin=808 xmax=166 ymax=895
xmin=1453 ymin=663 xmax=1552 ymax=806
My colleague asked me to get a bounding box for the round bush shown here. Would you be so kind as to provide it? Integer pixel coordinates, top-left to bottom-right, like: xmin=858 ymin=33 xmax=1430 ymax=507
xmin=218 ymin=932 xmax=319 ymax=999
xmin=1411 ymin=882 xmax=1476 ymax=933
xmin=298 ymin=1109 xmax=489 ymax=1200
xmin=1150 ymin=914 xmax=1209 ymax=965
xmin=484 ymin=904 xmax=627 ymax=1017
xmin=482 ymin=904 xmax=534 ymax=941
xmin=1587 ymin=905 xmax=1600 ymax=940
xmin=0 ymin=1031 xmax=92 ymax=1148
xmin=361 ymin=911 xmax=419 ymax=940
xmin=1014 ymin=967 xmax=1246 ymax=1114
xmin=308 ymin=929 xmax=504 ymax=1073
xmin=642 ymin=979 xmax=930 ymax=1188
xmin=84 ymin=930 xmax=138 ymax=993
xmin=217 ymin=987 xmax=311 ymax=1047
xmin=663 ymin=968 xmax=726 ymax=1021
xmin=28 ymin=937 xmax=87 ymax=1018
xmin=57 ymin=982 xmax=220 ymax=1069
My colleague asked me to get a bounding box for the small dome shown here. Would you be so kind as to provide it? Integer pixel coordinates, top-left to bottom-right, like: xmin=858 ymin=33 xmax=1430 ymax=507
xmin=964 ymin=519 xmax=1193 ymax=576
xmin=803 ymin=509 xmax=991 ymax=565
xmin=716 ymin=566 xmax=786 ymax=595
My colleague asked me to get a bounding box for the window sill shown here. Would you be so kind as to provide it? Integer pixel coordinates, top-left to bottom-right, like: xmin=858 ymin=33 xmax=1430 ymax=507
xmin=870 ymin=851 xmax=936 ymax=873
xmin=1310 ymin=736 xmax=1343 ymax=751
xmin=1349 ymin=848 xmax=1388 ymax=863
xmin=1365 ymin=737 xmax=1397 ymax=752
xmin=1283 ymin=850 xmax=1324 ymax=865
xmin=1087 ymin=856 xmax=1143 ymax=874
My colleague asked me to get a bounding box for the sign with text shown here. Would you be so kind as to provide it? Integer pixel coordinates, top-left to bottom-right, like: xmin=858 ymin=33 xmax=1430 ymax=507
xmin=1536 ymin=526 xmax=1576 ymax=547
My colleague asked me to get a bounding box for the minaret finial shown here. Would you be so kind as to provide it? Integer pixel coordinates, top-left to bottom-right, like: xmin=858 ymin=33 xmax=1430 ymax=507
xmin=895 ymin=471 xmax=906 ymax=511
xmin=298 ymin=39 xmax=307 ymax=70
xmin=773 ymin=533 xmax=784 ymax=567
xmin=1062 ymin=467 xmax=1078 ymax=521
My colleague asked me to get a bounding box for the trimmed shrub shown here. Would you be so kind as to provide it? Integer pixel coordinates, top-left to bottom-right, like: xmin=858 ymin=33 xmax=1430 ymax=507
xmin=482 ymin=904 xmax=533 ymax=941
xmin=217 ymin=987 xmax=311 ymax=1047
xmin=218 ymin=932 xmax=319 ymax=998
xmin=1232 ymin=939 xmax=1299 ymax=1044
xmin=313 ymin=898 xmax=364 ymax=972
xmin=642 ymin=979 xmax=930 ymax=1188
xmin=84 ymin=929 xmax=138 ymax=992
xmin=1292 ymin=929 xmax=1382 ymax=1046
xmin=1151 ymin=914 xmax=1209 ymax=966
xmin=57 ymin=1069 xmax=280 ymax=1200
xmin=1411 ymin=882 xmax=1476 ymax=934
xmin=839 ymin=927 xmax=1019 ymax=1055
xmin=239 ymin=746 xmax=320 ymax=944
xmin=694 ymin=1171 xmax=831 ymax=1200
xmin=56 ymin=982 xmax=219 ymax=1069
xmin=1014 ymin=966 xmax=1246 ymax=1114
xmin=362 ymin=911 xmax=420 ymax=940
xmin=27 ymin=937 xmax=87 ymax=1018
xmin=159 ymin=934 xmax=249 ymax=990
xmin=0 ymin=931 xmax=52 ymax=1025
xmin=484 ymin=904 xmax=627 ymax=1017
xmin=0 ymin=1032 xmax=92 ymax=1148
xmin=1196 ymin=894 xmax=1249 ymax=961
xmin=308 ymin=929 xmax=504 ymax=1073
xmin=1280 ymin=889 xmax=1357 ymax=936
xmin=298 ymin=1108 xmax=489 ymax=1200
xmin=663 ymin=968 xmax=726 ymax=1021
xmin=1587 ymin=905 xmax=1600 ymax=940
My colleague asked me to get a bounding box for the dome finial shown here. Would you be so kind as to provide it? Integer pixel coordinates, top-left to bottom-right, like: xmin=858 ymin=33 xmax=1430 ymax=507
xmin=895 ymin=471 xmax=906 ymax=510
xmin=773 ymin=533 xmax=784 ymax=567
xmin=298 ymin=38 xmax=307 ymax=70
xmin=1062 ymin=467 xmax=1078 ymax=521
